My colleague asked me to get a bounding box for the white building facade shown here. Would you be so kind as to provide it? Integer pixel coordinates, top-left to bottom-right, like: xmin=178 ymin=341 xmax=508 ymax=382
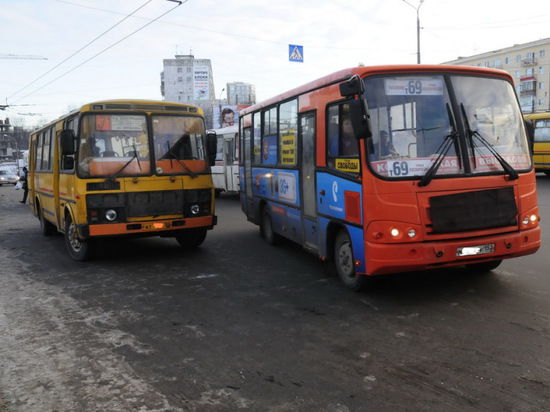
xmin=160 ymin=54 xmax=216 ymax=125
xmin=444 ymin=38 xmax=550 ymax=113
xmin=226 ymin=82 xmax=256 ymax=105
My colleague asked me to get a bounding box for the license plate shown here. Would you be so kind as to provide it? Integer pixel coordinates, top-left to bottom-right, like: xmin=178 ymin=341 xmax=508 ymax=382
xmin=456 ymin=243 xmax=495 ymax=257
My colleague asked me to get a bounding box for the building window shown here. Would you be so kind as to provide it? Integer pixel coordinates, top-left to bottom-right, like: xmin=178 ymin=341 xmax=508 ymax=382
xmin=540 ymin=66 xmax=545 ymax=74
xmin=538 ymin=99 xmax=544 ymax=106
xmin=516 ymin=55 xmax=521 ymax=63
xmin=504 ymin=57 xmax=509 ymax=64
xmin=177 ymin=67 xmax=182 ymax=73
xmin=527 ymin=52 xmax=535 ymax=60
xmin=494 ymin=59 xmax=501 ymax=67
xmin=526 ymin=68 xmax=534 ymax=76
xmin=539 ymin=82 xmax=545 ymax=90
xmin=540 ymin=50 xmax=546 ymax=58
xmin=515 ymin=70 xmax=520 ymax=78
xmin=186 ymin=67 xmax=191 ymax=73
xmin=177 ymin=77 xmax=183 ymax=82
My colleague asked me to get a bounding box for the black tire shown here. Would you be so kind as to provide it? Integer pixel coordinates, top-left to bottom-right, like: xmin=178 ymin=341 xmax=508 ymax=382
xmin=467 ymin=259 xmax=502 ymax=273
xmin=38 ymin=203 xmax=56 ymax=236
xmin=64 ymin=217 xmax=92 ymax=261
xmin=544 ymin=171 xmax=550 ymax=177
xmin=260 ymin=206 xmax=280 ymax=245
xmin=334 ymin=230 xmax=366 ymax=291
xmin=176 ymin=228 xmax=207 ymax=249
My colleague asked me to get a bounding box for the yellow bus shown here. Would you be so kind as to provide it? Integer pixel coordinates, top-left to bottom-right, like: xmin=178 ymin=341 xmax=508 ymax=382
xmin=28 ymin=99 xmax=218 ymax=260
xmin=524 ymin=112 xmax=550 ymax=175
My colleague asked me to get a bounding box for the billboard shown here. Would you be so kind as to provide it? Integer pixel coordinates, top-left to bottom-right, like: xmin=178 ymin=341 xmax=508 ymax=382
xmin=212 ymin=105 xmax=250 ymax=129
xmin=193 ymin=66 xmax=210 ymax=100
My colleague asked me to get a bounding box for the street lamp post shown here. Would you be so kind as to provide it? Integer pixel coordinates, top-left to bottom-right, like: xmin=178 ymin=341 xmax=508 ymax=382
xmin=402 ymin=0 xmax=425 ymax=64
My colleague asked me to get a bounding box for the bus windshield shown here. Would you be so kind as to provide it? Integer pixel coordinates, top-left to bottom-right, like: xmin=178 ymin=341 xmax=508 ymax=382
xmin=152 ymin=115 xmax=207 ymax=175
xmin=364 ymin=74 xmax=531 ymax=179
xmin=78 ymin=114 xmax=150 ymax=178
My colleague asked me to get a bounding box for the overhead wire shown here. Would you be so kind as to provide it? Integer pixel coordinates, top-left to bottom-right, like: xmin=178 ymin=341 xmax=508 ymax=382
xmin=12 ymin=0 xmax=185 ymax=104
xmin=7 ymin=0 xmax=154 ymax=101
xmin=54 ymin=0 xmax=375 ymax=51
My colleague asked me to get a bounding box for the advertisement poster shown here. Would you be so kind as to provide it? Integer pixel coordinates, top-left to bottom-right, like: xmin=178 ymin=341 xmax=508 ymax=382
xmin=212 ymin=105 xmax=250 ymax=129
xmin=193 ymin=66 xmax=209 ymax=100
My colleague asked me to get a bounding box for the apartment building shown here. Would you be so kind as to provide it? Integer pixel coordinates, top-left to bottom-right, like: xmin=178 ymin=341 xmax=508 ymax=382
xmin=444 ymin=38 xmax=550 ymax=113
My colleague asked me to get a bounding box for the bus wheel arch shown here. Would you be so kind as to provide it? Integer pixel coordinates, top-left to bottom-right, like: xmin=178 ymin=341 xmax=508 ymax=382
xmin=64 ymin=210 xmax=92 ymax=261
xmin=36 ymin=197 xmax=56 ymax=236
xmin=329 ymin=224 xmax=367 ymax=291
xmin=259 ymin=201 xmax=280 ymax=245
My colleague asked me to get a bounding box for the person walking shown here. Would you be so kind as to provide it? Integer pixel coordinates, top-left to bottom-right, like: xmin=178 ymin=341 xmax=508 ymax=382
xmin=19 ymin=166 xmax=28 ymax=204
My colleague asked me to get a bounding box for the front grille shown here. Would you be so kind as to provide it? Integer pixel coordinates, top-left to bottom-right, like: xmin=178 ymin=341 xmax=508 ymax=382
xmin=86 ymin=189 xmax=211 ymax=222
xmin=429 ymin=187 xmax=517 ymax=234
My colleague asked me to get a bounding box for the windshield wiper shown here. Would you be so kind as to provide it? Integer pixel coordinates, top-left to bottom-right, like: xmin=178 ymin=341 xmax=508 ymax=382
xmin=460 ymin=103 xmax=518 ymax=181
xmin=106 ymin=150 xmax=139 ymax=182
xmin=418 ymin=104 xmax=458 ymax=187
xmin=460 ymin=103 xmax=477 ymax=169
xmin=165 ymin=141 xmax=197 ymax=179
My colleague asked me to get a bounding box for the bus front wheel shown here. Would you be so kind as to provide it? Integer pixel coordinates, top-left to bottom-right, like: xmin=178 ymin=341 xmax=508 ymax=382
xmin=176 ymin=228 xmax=207 ymax=249
xmin=334 ymin=230 xmax=366 ymax=291
xmin=64 ymin=218 xmax=92 ymax=261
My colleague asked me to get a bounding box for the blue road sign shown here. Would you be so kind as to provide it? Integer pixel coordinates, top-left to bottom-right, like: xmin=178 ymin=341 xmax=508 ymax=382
xmin=289 ymin=44 xmax=304 ymax=63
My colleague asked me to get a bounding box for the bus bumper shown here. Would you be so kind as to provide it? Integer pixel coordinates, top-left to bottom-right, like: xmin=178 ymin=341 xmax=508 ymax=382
xmin=79 ymin=215 xmax=216 ymax=238
xmin=363 ymin=227 xmax=541 ymax=276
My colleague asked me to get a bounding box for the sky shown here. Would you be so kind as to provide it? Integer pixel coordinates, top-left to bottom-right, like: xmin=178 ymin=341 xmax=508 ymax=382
xmin=1 ymin=0 xmax=550 ymax=128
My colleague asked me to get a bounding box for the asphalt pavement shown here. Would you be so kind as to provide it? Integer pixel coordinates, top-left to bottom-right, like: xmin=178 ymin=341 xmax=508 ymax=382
xmin=1 ymin=179 xmax=550 ymax=411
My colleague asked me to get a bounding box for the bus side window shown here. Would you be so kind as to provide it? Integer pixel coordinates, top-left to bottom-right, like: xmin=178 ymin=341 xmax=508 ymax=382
xmin=326 ymin=102 xmax=360 ymax=172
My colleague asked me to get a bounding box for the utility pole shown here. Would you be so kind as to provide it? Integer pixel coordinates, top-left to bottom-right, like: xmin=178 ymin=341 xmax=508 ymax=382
xmin=402 ymin=0 xmax=424 ymax=64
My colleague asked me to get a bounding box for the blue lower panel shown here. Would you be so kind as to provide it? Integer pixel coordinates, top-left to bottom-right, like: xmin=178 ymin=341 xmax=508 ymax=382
xmin=317 ymin=216 xmax=366 ymax=274
xmin=266 ymin=200 xmax=303 ymax=244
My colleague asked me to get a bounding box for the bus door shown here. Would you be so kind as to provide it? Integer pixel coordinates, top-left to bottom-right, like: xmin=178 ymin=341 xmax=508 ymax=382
xmin=223 ymin=136 xmax=234 ymax=191
xmin=299 ymin=112 xmax=318 ymax=251
xmin=243 ymin=127 xmax=253 ymax=213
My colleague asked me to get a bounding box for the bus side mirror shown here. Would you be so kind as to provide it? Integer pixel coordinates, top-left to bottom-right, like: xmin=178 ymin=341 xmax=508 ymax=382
xmin=348 ymin=98 xmax=373 ymax=139
xmin=206 ymin=132 xmax=217 ymax=166
xmin=60 ymin=129 xmax=76 ymax=155
xmin=61 ymin=156 xmax=75 ymax=170
xmin=524 ymin=119 xmax=534 ymax=154
xmin=339 ymin=74 xmax=363 ymax=97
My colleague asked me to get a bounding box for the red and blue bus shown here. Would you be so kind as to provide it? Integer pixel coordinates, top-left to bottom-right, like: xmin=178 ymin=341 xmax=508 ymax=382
xmin=239 ymin=65 xmax=540 ymax=290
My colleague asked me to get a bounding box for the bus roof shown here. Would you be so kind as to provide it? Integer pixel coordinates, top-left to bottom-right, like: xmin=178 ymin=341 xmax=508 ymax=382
xmin=240 ymin=64 xmax=512 ymax=116
xmin=524 ymin=112 xmax=550 ymax=120
xmin=207 ymin=125 xmax=238 ymax=135
xmin=31 ymin=99 xmax=204 ymax=134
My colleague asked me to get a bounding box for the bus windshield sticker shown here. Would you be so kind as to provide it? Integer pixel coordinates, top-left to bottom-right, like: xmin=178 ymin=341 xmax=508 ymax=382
xmin=110 ymin=115 xmax=145 ymax=131
xmin=335 ymin=158 xmax=360 ymax=173
xmin=384 ymin=78 xmax=444 ymax=96
xmin=280 ymin=134 xmax=296 ymax=165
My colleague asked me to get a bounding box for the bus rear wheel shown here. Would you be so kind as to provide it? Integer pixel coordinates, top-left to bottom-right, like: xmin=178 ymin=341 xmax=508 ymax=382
xmin=64 ymin=217 xmax=92 ymax=261
xmin=260 ymin=207 xmax=280 ymax=245
xmin=176 ymin=228 xmax=207 ymax=249
xmin=334 ymin=230 xmax=366 ymax=291
xmin=38 ymin=202 xmax=56 ymax=236
xmin=466 ymin=259 xmax=502 ymax=273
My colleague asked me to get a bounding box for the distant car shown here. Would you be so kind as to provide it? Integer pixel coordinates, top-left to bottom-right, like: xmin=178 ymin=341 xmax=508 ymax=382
xmin=0 ymin=169 xmax=18 ymax=185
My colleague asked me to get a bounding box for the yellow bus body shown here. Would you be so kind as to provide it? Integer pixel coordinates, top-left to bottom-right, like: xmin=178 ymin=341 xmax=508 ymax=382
xmin=524 ymin=112 xmax=550 ymax=174
xmin=28 ymin=100 xmax=216 ymax=260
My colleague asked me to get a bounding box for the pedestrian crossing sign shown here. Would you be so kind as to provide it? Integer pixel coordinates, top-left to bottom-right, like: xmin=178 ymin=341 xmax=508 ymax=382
xmin=289 ymin=44 xmax=304 ymax=62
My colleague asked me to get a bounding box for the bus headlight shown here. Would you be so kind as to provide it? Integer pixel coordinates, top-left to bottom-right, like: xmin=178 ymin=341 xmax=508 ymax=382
xmin=390 ymin=228 xmax=400 ymax=238
xmin=105 ymin=209 xmax=118 ymax=221
xmin=190 ymin=204 xmax=200 ymax=215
